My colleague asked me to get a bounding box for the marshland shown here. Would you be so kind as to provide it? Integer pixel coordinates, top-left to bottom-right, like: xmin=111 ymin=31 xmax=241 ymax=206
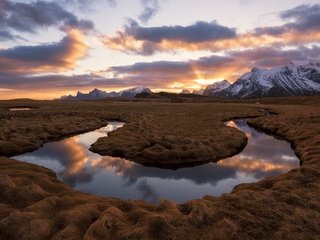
xmin=0 ymin=96 xmax=319 ymax=239
xmin=2 ymin=0 xmax=320 ymax=239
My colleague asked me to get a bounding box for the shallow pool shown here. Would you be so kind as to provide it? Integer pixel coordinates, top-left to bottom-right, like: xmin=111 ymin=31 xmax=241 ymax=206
xmin=9 ymin=107 xmax=32 ymax=111
xmin=14 ymin=120 xmax=300 ymax=203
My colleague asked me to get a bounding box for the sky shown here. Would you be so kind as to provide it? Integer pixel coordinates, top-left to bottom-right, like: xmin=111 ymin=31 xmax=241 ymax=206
xmin=0 ymin=0 xmax=320 ymax=99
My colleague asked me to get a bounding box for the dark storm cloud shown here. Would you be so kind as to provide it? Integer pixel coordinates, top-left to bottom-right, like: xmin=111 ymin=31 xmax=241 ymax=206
xmin=139 ymin=0 xmax=160 ymax=23
xmin=125 ymin=20 xmax=236 ymax=43
xmin=0 ymin=0 xmax=94 ymax=34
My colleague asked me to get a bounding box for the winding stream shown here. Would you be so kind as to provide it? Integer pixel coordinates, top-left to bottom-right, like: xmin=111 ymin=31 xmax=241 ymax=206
xmin=14 ymin=120 xmax=299 ymax=203
xmin=9 ymin=107 xmax=32 ymax=111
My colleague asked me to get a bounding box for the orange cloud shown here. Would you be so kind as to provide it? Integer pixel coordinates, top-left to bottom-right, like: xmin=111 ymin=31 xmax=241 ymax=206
xmin=0 ymin=28 xmax=88 ymax=74
xmin=102 ymin=3 xmax=320 ymax=56
xmin=103 ymin=29 xmax=320 ymax=55
xmin=217 ymin=157 xmax=296 ymax=173
xmin=63 ymin=136 xmax=89 ymax=174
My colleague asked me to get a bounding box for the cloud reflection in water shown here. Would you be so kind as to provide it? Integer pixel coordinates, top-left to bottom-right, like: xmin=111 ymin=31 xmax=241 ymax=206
xmin=15 ymin=120 xmax=299 ymax=203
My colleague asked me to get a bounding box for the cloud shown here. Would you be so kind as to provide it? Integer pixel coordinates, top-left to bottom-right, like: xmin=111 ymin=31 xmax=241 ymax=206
xmin=128 ymin=20 xmax=236 ymax=43
xmin=20 ymin=136 xmax=97 ymax=187
xmin=254 ymin=4 xmax=320 ymax=36
xmin=106 ymin=56 xmax=241 ymax=87
xmin=2 ymin=3 xmax=320 ymax=98
xmin=103 ymin=20 xmax=237 ymax=55
xmin=0 ymin=73 xmax=125 ymax=90
xmin=136 ymin=179 xmax=159 ymax=202
xmin=139 ymin=0 xmax=160 ymax=23
xmin=106 ymin=0 xmax=117 ymax=7
xmin=104 ymin=4 xmax=320 ymax=55
xmin=0 ymin=30 xmax=16 ymax=41
xmin=0 ymin=0 xmax=94 ymax=37
xmin=229 ymin=46 xmax=320 ymax=68
xmin=105 ymin=45 xmax=320 ymax=88
xmin=95 ymin=156 xmax=237 ymax=187
xmin=59 ymin=0 xmax=117 ymax=10
xmin=281 ymin=4 xmax=320 ymax=31
xmin=0 ymin=28 xmax=88 ymax=74
xmin=1 ymin=45 xmax=319 ymax=98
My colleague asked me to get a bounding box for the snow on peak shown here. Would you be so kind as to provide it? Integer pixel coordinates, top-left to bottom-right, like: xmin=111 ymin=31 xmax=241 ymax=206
xmin=90 ymin=88 xmax=105 ymax=95
xmin=61 ymin=86 xmax=152 ymax=100
xmin=181 ymin=89 xmax=191 ymax=94
xmin=206 ymin=80 xmax=230 ymax=90
xmin=203 ymin=80 xmax=231 ymax=95
xmin=290 ymin=60 xmax=311 ymax=66
xmin=224 ymin=61 xmax=320 ymax=98
xmin=132 ymin=86 xmax=149 ymax=92
xmin=121 ymin=86 xmax=151 ymax=94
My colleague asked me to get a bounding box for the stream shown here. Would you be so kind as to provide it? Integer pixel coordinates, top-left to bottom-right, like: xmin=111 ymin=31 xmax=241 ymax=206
xmin=14 ymin=120 xmax=300 ymax=203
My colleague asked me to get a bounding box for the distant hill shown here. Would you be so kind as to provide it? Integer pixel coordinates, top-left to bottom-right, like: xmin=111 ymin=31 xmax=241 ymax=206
xmin=135 ymin=91 xmax=208 ymax=99
xmin=61 ymin=86 xmax=152 ymax=100
xmin=134 ymin=91 xmax=231 ymax=103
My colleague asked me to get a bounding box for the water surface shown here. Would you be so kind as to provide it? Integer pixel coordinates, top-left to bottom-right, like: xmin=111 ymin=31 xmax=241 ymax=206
xmin=14 ymin=120 xmax=299 ymax=203
xmin=9 ymin=107 xmax=32 ymax=111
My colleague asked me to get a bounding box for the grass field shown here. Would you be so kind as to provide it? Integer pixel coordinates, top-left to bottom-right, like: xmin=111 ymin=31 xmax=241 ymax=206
xmin=0 ymin=96 xmax=319 ymax=239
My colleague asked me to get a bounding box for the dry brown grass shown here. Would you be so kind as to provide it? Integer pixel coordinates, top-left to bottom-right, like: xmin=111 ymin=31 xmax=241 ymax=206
xmin=90 ymin=103 xmax=262 ymax=166
xmin=0 ymin=97 xmax=319 ymax=239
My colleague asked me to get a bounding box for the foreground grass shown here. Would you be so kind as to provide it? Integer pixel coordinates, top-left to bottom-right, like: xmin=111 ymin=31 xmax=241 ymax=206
xmin=0 ymin=98 xmax=319 ymax=239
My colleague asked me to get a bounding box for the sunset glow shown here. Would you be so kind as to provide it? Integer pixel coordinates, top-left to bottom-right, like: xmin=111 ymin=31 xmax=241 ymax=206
xmin=194 ymin=79 xmax=222 ymax=86
xmin=1 ymin=0 xmax=320 ymax=99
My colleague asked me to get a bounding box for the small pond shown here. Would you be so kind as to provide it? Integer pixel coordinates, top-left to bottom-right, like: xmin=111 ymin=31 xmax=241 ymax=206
xmin=14 ymin=120 xmax=300 ymax=203
xmin=9 ymin=107 xmax=32 ymax=111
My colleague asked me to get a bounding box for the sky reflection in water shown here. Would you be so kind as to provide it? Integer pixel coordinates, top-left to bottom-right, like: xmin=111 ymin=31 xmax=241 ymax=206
xmin=15 ymin=120 xmax=300 ymax=203
xmin=9 ymin=108 xmax=32 ymax=111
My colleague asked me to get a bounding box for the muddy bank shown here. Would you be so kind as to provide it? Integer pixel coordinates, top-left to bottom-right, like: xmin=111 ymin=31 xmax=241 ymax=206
xmin=0 ymin=100 xmax=319 ymax=239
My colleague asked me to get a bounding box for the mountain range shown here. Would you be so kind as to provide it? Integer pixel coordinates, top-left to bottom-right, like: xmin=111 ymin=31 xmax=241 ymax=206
xmin=203 ymin=61 xmax=320 ymax=98
xmin=61 ymin=86 xmax=152 ymax=100
xmin=61 ymin=61 xmax=320 ymax=100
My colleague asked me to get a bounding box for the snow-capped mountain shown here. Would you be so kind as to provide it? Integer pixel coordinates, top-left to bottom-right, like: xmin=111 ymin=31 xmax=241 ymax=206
xmin=119 ymin=86 xmax=152 ymax=97
xmin=207 ymin=61 xmax=320 ymax=98
xmin=180 ymin=89 xmax=191 ymax=94
xmin=192 ymin=88 xmax=205 ymax=95
xmin=203 ymin=80 xmax=231 ymax=96
xmin=180 ymin=89 xmax=205 ymax=95
xmin=61 ymin=86 xmax=152 ymax=100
